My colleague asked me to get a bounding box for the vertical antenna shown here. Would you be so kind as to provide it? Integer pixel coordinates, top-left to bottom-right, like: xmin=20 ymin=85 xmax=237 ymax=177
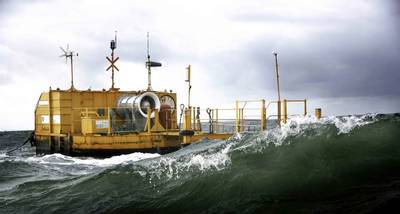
xmin=115 ymin=30 xmax=118 ymax=47
xmin=147 ymin=32 xmax=150 ymax=60
xmin=186 ymin=65 xmax=192 ymax=107
xmin=146 ymin=32 xmax=152 ymax=91
xmin=145 ymin=32 xmax=162 ymax=91
xmin=273 ymin=51 xmax=281 ymax=127
xmin=273 ymin=51 xmax=281 ymax=101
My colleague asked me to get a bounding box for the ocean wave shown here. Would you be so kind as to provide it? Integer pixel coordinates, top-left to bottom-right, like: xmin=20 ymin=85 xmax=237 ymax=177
xmin=1 ymin=113 xmax=399 ymax=213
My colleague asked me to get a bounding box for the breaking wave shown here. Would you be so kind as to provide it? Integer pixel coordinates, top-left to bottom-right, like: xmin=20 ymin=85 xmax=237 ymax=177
xmin=1 ymin=113 xmax=400 ymax=213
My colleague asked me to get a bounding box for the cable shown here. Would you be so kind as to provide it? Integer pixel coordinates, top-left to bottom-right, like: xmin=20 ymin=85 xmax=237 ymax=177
xmin=6 ymin=132 xmax=34 ymax=155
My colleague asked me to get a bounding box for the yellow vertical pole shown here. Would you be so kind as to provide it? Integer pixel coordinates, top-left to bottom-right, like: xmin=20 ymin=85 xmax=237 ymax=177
xmin=184 ymin=107 xmax=192 ymax=130
xmin=277 ymin=100 xmax=281 ymax=128
xmin=235 ymin=100 xmax=239 ymax=132
xmin=192 ymin=107 xmax=196 ymax=131
xmin=146 ymin=107 xmax=151 ymax=133
xmin=304 ymin=99 xmax=307 ymax=116
xmin=265 ymin=105 xmax=268 ymax=131
xmin=48 ymin=89 xmax=53 ymax=147
xmin=70 ymin=92 xmax=74 ymax=135
xmin=183 ymin=108 xmax=187 ymax=130
xmin=107 ymin=107 xmax=111 ymax=135
xmin=261 ymin=99 xmax=266 ymax=131
xmin=315 ymin=108 xmax=322 ymax=120
xmin=283 ymin=99 xmax=287 ymax=124
xmin=216 ymin=109 xmax=219 ymax=133
xmin=48 ymin=90 xmax=53 ymax=134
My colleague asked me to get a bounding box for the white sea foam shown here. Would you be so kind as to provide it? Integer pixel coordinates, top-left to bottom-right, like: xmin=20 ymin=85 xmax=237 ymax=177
xmin=0 ymin=152 xmax=7 ymax=162
xmin=186 ymin=144 xmax=232 ymax=171
xmin=234 ymin=114 xmax=378 ymax=150
xmin=21 ymin=152 xmax=160 ymax=167
xmin=139 ymin=142 xmax=233 ymax=180
xmin=328 ymin=114 xmax=377 ymax=134
xmin=280 ymin=113 xmax=377 ymax=136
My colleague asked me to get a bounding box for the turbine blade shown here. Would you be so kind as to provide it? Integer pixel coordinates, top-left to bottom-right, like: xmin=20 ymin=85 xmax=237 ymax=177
xmin=60 ymin=46 xmax=66 ymax=53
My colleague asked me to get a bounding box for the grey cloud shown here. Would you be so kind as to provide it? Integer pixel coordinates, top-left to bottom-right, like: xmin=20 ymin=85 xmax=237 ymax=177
xmin=197 ymin=2 xmax=400 ymax=100
xmin=208 ymin=27 xmax=400 ymax=99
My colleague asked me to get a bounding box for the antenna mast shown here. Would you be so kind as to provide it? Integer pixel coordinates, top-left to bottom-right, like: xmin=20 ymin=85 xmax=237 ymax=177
xmin=106 ymin=31 xmax=119 ymax=90
xmin=147 ymin=32 xmax=152 ymax=91
xmin=186 ymin=65 xmax=192 ymax=107
xmin=59 ymin=44 xmax=78 ymax=91
xmin=273 ymin=52 xmax=281 ymax=101
xmin=145 ymin=32 xmax=162 ymax=91
xmin=273 ymin=51 xmax=281 ymax=127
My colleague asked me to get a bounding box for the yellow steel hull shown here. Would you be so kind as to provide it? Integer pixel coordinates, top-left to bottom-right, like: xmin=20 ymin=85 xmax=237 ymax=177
xmin=35 ymin=132 xmax=232 ymax=156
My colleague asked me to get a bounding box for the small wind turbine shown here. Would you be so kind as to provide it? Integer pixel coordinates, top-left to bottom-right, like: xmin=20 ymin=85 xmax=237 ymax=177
xmin=59 ymin=44 xmax=78 ymax=91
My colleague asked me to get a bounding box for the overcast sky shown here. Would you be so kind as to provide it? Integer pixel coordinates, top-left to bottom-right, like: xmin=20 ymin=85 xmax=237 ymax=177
xmin=0 ymin=0 xmax=399 ymax=130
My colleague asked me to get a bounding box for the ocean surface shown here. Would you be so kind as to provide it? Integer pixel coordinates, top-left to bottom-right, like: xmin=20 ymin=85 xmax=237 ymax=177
xmin=1 ymin=113 xmax=400 ymax=213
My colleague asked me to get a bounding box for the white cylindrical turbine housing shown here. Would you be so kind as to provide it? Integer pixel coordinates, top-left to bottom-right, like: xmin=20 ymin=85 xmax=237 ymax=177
xmin=117 ymin=92 xmax=161 ymax=118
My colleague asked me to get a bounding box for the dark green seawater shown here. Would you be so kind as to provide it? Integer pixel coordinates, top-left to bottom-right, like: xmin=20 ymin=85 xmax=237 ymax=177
xmin=1 ymin=113 xmax=400 ymax=213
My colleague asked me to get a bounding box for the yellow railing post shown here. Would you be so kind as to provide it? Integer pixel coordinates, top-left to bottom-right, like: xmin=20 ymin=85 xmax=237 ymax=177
xmin=315 ymin=108 xmax=321 ymax=119
xmin=277 ymin=100 xmax=281 ymax=128
xmin=304 ymin=99 xmax=307 ymax=116
xmin=235 ymin=100 xmax=239 ymax=132
xmin=283 ymin=99 xmax=287 ymax=124
xmin=184 ymin=107 xmax=192 ymax=130
xmin=261 ymin=99 xmax=266 ymax=131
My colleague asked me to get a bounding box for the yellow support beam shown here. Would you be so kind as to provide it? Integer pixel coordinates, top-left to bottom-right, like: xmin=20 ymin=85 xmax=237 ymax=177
xmin=315 ymin=108 xmax=322 ymax=119
xmin=283 ymin=99 xmax=287 ymax=124
xmin=261 ymin=99 xmax=266 ymax=130
xmin=144 ymin=107 xmax=151 ymax=133
xmin=304 ymin=99 xmax=307 ymax=116
xmin=277 ymin=100 xmax=281 ymax=128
